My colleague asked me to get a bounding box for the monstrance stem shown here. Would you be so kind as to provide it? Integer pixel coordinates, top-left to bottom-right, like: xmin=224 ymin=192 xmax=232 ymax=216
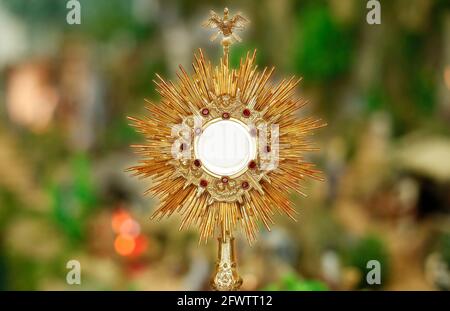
xmin=210 ymin=228 xmax=242 ymax=291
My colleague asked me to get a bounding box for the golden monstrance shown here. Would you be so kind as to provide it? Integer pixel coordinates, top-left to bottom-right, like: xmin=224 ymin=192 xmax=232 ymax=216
xmin=128 ymin=8 xmax=325 ymax=290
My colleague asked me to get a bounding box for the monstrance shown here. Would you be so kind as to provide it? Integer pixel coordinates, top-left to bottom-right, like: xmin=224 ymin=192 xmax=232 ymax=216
xmin=128 ymin=8 xmax=325 ymax=290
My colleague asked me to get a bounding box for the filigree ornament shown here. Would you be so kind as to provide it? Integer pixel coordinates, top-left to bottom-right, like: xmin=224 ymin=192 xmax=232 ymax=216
xmin=128 ymin=8 xmax=325 ymax=245
xmin=203 ymin=8 xmax=249 ymax=48
xmin=211 ymin=236 xmax=242 ymax=291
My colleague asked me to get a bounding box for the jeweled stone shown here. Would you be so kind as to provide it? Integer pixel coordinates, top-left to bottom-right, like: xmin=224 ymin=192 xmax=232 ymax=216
xmin=242 ymin=109 xmax=251 ymax=117
xmin=200 ymin=179 xmax=208 ymax=187
xmin=241 ymin=181 xmax=249 ymax=189
xmin=222 ymin=112 xmax=230 ymax=119
xmin=201 ymin=108 xmax=210 ymax=116
xmin=248 ymin=160 xmax=257 ymax=169
xmin=194 ymin=159 xmax=202 ymax=167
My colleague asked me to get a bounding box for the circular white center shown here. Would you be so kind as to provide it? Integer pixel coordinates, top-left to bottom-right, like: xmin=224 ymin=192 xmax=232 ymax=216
xmin=195 ymin=120 xmax=255 ymax=177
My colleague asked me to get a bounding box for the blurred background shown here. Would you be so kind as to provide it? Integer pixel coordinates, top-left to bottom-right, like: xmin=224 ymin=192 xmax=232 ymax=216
xmin=0 ymin=0 xmax=449 ymax=291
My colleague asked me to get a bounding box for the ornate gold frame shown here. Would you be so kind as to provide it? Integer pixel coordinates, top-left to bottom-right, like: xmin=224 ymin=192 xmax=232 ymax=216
xmin=193 ymin=117 xmax=257 ymax=179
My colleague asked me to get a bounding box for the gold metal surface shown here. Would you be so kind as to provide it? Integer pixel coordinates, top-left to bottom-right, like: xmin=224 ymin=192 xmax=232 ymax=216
xmin=129 ymin=7 xmax=325 ymax=291
xmin=202 ymin=7 xmax=249 ymax=64
xmin=211 ymin=234 xmax=242 ymax=291
xmin=128 ymin=7 xmax=325 ymax=244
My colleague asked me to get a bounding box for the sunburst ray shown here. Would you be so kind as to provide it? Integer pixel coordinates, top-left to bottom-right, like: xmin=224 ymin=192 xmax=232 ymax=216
xmin=128 ymin=49 xmax=325 ymax=244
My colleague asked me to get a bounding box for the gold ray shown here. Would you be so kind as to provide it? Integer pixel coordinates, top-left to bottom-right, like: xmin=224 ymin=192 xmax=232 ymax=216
xmin=129 ymin=48 xmax=325 ymax=244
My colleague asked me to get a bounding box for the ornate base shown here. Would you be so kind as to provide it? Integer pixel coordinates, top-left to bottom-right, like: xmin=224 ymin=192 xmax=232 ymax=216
xmin=210 ymin=236 xmax=242 ymax=291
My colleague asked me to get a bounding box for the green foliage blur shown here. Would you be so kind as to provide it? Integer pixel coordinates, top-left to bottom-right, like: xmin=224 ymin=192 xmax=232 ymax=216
xmin=0 ymin=0 xmax=449 ymax=291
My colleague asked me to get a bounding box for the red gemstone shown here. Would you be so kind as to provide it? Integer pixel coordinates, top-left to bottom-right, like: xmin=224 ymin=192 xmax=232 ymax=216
xmin=200 ymin=179 xmax=208 ymax=187
xmin=222 ymin=112 xmax=230 ymax=119
xmin=221 ymin=176 xmax=229 ymax=183
xmin=248 ymin=160 xmax=257 ymax=169
xmin=201 ymin=108 xmax=209 ymax=116
xmin=242 ymin=109 xmax=251 ymax=117
xmin=265 ymin=145 xmax=271 ymax=153
xmin=241 ymin=181 xmax=249 ymax=190
xmin=193 ymin=159 xmax=202 ymax=167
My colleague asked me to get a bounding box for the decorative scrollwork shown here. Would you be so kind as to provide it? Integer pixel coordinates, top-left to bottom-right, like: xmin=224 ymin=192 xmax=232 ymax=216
xmin=169 ymin=93 xmax=272 ymax=205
